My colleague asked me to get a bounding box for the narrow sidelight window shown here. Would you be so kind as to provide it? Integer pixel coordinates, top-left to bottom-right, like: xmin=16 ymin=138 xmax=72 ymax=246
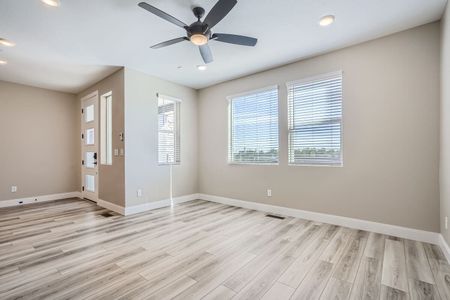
xmin=158 ymin=95 xmax=180 ymax=165
xmin=100 ymin=92 xmax=112 ymax=165
xmin=228 ymin=86 xmax=279 ymax=164
xmin=287 ymin=72 xmax=343 ymax=166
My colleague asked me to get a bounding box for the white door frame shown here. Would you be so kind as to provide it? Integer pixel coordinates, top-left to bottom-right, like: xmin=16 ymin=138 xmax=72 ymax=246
xmin=80 ymin=91 xmax=99 ymax=202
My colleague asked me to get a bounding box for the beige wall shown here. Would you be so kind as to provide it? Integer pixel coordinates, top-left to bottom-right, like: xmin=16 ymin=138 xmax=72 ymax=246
xmin=124 ymin=68 xmax=198 ymax=206
xmin=78 ymin=69 xmax=125 ymax=206
xmin=198 ymin=23 xmax=441 ymax=232
xmin=76 ymin=67 xmax=197 ymax=208
xmin=0 ymin=81 xmax=79 ymax=201
xmin=0 ymin=20 xmax=442 ymax=235
xmin=441 ymin=4 xmax=450 ymax=243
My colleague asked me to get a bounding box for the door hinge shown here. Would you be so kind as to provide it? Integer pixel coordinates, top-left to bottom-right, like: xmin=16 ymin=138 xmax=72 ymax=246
xmin=82 ymin=186 xmax=85 ymax=191
xmin=81 ymin=108 xmax=84 ymax=114
xmin=81 ymin=133 xmax=84 ymax=139
xmin=81 ymin=160 xmax=84 ymax=165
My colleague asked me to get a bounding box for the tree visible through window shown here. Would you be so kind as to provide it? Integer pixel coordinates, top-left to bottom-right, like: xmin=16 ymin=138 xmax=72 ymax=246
xmin=228 ymin=87 xmax=279 ymax=164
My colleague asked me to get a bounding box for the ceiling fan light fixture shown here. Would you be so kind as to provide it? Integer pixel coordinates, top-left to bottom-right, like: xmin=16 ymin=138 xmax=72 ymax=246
xmin=319 ymin=15 xmax=335 ymax=27
xmin=138 ymin=0 xmax=257 ymax=63
xmin=190 ymin=34 xmax=208 ymax=46
xmin=41 ymin=0 xmax=60 ymax=7
xmin=0 ymin=38 xmax=15 ymax=47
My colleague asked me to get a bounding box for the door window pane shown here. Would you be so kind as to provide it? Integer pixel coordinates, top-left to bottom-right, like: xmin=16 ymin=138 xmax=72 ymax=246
xmin=85 ymin=104 xmax=94 ymax=123
xmin=86 ymin=128 xmax=94 ymax=145
xmin=85 ymin=175 xmax=95 ymax=192
xmin=85 ymin=152 xmax=96 ymax=169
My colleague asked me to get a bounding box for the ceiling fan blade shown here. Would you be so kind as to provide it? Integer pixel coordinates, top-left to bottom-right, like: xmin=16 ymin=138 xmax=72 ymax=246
xmin=138 ymin=2 xmax=187 ymax=28
xmin=212 ymin=33 xmax=257 ymax=46
xmin=203 ymin=0 xmax=237 ymax=30
xmin=199 ymin=45 xmax=213 ymax=64
xmin=151 ymin=37 xmax=188 ymax=49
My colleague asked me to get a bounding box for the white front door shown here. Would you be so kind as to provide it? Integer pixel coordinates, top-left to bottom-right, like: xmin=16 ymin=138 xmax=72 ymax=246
xmin=81 ymin=92 xmax=99 ymax=202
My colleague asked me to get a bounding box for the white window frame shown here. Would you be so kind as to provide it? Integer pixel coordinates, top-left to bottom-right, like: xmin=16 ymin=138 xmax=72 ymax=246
xmin=227 ymin=85 xmax=279 ymax=165
xmin=287 ymin=71 xmax=343 ymax=167
xmin=157 ymin=94 xmax=181 ymax=165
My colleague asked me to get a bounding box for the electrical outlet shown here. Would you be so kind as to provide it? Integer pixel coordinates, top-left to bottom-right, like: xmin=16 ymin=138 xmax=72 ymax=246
xmin=11 ymin=186 xmax=17 ymax=193
xmin=446 ymin=216 xmax=448 ymax=230
xmin=267 ymin=189 xmax=272 ymax=197
xmin=137 ymin=189 xmax=142 ymax=197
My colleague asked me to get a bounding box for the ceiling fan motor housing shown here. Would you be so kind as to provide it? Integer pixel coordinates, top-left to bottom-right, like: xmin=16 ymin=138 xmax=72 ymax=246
xmin=192 ymin=7 xmax=205 ymax=20
xmin=187 ymin=21 xmax=211 ymax=39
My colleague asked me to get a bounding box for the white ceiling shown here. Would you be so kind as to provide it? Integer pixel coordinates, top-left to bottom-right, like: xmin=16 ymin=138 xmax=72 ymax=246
xmin=0 ymin=0 xmax=447 ymax=93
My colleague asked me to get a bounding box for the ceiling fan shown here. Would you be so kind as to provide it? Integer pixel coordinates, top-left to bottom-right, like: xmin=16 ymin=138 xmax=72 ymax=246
xmin=138 ymin=0 xmax=258 ymax=64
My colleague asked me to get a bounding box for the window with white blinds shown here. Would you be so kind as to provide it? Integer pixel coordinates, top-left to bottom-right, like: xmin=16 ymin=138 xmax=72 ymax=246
xmin=158 ymin=95 xmax=180 ymax=165
xmin=287 ymin=71 xmax=343 ymax=166
xmin=228 ymin=86 xmax=279 ymax=164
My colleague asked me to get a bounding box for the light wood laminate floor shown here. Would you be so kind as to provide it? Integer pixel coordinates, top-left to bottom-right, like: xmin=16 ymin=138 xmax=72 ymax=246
xmin=0 ymin=198 xmax=449 ymax=300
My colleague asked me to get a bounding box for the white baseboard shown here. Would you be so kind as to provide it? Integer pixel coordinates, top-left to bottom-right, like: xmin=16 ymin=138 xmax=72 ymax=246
xmin=97 ymin=199 xmax=126 ymax=215
xmin=97 ymin=194 xmax=200 ymax=216
xmin=124 ymin=193 xmax=200 ymax=216
xmin=0 ymin=192 xmax=82 ymax=208
xmin=198 ymin=193 xmax=441 ymax=245
xmin=439 ymin=234 xmax=450 ymax=263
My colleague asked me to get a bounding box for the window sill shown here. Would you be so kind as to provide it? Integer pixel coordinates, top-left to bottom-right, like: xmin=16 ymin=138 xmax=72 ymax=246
xmin=288 ymin=163 xmax=343 ymax=168
xmin=228 ymin=162 xmax=279 ymax=166
xmin=158 ymin=163 xmax=181 ymax=166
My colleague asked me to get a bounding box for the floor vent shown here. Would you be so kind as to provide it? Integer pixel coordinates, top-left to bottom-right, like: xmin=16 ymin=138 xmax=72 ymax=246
xmin=266 ymin=214 xmax=285 ymax=220
xmin=100 ymin=212 xmax=115 ymax=218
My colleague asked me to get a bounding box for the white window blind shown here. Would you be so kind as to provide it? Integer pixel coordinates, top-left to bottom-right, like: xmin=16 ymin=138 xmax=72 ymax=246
xmin=228 ymin=86 xmax=279 ymax=164
xmin=287 ymin=71 xmax=343 ymax=166
xmin=158 ymin=95 xmax=180 ymax=165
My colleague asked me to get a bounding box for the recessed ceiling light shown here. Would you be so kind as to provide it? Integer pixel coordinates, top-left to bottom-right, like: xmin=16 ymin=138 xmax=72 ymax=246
xmin=319 ymin=15 xmax=335 ymax=27
xmin=0 ymin=38 xmax=15 ymax=47
xmin=197 ymin=65 xmax=207 ymax=71
xmin=0 ymin=59 xmax=7 ymax=65
xmin=41 ymin=0 xmax=60 ymax=7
